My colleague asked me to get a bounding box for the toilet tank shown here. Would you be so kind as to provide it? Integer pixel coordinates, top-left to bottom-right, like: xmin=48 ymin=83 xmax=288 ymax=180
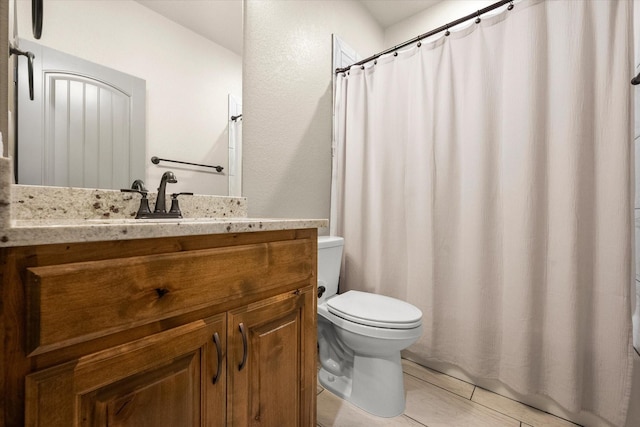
xmin=317 ymin=236 xmax=344 ymax=301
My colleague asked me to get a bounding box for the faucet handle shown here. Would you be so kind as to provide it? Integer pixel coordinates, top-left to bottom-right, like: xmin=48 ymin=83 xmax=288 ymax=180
xmin=121 ymin=189 xmax=152 ymax=218
xmin=169 ymin=192 xmax=193 ymax=216
xmin=120 ymin=188 xmax=148 ymax=197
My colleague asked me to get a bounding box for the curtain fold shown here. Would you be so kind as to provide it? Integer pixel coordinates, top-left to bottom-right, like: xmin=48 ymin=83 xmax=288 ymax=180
xmin=332 ymin=1 xmax=634 ymax=424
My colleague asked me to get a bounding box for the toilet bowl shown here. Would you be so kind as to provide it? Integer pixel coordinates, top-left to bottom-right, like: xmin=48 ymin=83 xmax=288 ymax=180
xmin=317 ymin=236 xmax=423 ymax=418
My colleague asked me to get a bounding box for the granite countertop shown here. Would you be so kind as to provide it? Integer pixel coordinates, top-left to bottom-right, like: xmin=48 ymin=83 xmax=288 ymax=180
xmin=2 ymin=217 xmax=328 ymax=247
xmin=0 ymin=159 xmax=328 ymax=247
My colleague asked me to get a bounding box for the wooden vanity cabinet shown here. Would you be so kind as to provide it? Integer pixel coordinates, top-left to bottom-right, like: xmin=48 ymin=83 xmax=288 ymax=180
xmin=0 ymin=229 xmax=318 ymax=427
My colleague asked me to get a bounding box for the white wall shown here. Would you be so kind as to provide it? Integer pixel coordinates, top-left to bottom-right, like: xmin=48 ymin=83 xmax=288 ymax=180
xmin=15 ymin=0 xmax=241 ymax=196
xmin=242 ymin=0 xmax=384 ymax=219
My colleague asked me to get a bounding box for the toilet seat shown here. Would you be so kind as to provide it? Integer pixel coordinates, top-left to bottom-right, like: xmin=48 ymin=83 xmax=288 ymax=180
xmin=318 ymin=302 xmax=422 ymax=341
xmin=327 ymin=290 xmax=422 ymax=329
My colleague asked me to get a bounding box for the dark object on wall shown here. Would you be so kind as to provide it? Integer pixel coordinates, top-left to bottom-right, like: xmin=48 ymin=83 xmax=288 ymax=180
xmin=10 ymin=46 xmax=35 ymax=100
xmin=9 ymin=44 xmax=36 ymax=183
xmin=151 ymin=156 xmax=224 ymax=173
xmin=32 ymin=0 xmax=43 ymax=39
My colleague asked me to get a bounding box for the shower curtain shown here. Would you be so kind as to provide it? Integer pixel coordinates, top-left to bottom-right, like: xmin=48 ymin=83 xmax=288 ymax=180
xmin=332 ymin=0 xmax=634 ymax=425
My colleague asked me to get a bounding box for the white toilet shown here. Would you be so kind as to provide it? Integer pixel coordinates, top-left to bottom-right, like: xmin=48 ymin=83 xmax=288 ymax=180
xmin=317 ymin=236 xmax=423 ymax=417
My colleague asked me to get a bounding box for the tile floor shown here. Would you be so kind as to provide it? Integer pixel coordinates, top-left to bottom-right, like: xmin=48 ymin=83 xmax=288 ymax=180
xmin=316 ymin=359 xmax=581 ymax=427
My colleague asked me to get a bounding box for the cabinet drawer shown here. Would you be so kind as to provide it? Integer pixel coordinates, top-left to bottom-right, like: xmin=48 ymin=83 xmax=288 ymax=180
xmin=26 ymin=239 xmax=314 ymax=355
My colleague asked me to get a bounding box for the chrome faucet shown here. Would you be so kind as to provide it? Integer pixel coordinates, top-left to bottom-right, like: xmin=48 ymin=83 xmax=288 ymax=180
xmin=154 ymin=171 xmax=177 ymax=213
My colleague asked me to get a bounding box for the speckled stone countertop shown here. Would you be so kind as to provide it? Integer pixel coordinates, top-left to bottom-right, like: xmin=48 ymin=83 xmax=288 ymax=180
xmin=0 ymin=159 xmax=328 ymax=247
xmin=3 ymin=217 xmax=328 ymax=247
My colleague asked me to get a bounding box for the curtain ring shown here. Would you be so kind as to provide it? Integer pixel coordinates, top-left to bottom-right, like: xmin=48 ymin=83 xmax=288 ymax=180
xmin=360 ymin=65 xmax=364 ymax=70
xmin=507 ymin=1 xmax=514 ymax=10
xmin=394 ymin=51 xmax=398 ymax=57
xmin=374 ymin=60 xmax=377 ymax=65
xmin=475 ymin=10 xmax=481 ymax=24
xmin=445 ymin=26 xmax=450 ymax=36
xmin=417 ymin=41 xmax=422 ymax=48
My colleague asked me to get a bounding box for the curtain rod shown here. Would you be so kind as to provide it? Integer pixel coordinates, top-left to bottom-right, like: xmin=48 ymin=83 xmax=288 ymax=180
xmin=335 ymin=0 xmax=514 ymax=74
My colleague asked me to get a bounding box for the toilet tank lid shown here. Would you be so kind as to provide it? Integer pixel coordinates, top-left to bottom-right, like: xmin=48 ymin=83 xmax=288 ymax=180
xmin=318 ymin=236 xmax=344 ymax=249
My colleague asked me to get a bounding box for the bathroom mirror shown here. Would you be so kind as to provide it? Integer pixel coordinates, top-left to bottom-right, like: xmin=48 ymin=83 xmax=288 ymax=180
xmin=12 ymin=0 xmax=242 ymax=196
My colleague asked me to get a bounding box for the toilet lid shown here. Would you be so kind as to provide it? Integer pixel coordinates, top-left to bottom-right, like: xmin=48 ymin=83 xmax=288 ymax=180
xmin=327 ymin=291 xmax=422 ymax=329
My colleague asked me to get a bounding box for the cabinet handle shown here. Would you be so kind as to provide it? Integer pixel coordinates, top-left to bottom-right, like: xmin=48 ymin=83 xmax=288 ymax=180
xmin=238 ymin=322 xmax=247 ymax=371
xmin=212 ymin=332 xmax=222 ymax=384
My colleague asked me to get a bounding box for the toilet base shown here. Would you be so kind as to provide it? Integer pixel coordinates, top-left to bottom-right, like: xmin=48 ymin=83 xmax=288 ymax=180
xmin=319 ymin=352 xmax=406 ymax=418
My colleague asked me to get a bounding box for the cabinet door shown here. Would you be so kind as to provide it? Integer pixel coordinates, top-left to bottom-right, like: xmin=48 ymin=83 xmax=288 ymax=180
xmin=227 ymin=287 xmax=316 ymax=427
xmin=25 ymin=315 xmax=226 ymax=427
